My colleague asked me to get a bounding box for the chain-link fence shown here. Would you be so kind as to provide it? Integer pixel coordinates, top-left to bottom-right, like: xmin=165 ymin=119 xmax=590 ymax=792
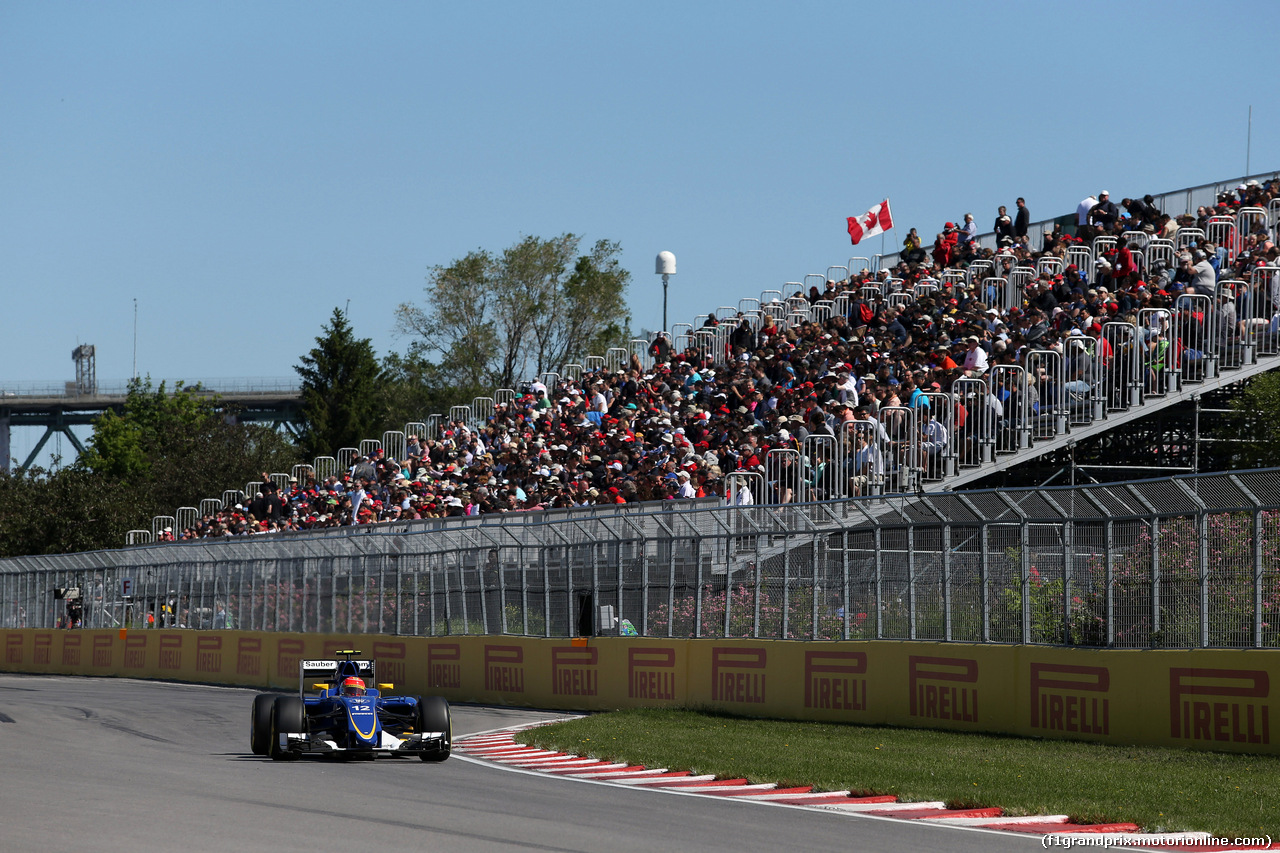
xmin=5 ymin=470 xmax=1280 ymax=649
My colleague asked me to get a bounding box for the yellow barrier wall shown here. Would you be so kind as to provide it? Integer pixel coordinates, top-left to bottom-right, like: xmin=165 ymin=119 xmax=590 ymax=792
xmin=2 ymin=629 xmax=1275 ymax=755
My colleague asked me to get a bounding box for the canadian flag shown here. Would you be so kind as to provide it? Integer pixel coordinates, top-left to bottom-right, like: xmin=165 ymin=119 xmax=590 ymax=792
xmin=846 ymin=199 xmax=893 ymax=245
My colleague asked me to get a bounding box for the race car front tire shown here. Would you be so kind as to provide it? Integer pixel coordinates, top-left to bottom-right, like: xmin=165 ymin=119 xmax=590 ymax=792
xmin=250 ymin=693 xmax=275 ymax=756
xmin=416 ymin=696 xmax=451 ymax=762
xmin=269 ymin=696 xmax=305 ymax=761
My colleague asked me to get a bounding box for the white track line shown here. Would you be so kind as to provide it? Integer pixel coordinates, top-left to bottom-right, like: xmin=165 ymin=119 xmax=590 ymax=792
xmin=672 ymin=783 xmax=779 ymax=793
xmin=505 ymin=757 xmax=605 ymax=768
xmin=747 ymin=791 xmax=852 ymax=801
xmin=814 ymin=800 xmax=947 ymax=812
xmin=542 ymin=762 xmax=631 ymax=773
xmin=609 ymin=774 xmax=719 ymax=786
xmin=459 ymin=745 xmax=544 ymax=754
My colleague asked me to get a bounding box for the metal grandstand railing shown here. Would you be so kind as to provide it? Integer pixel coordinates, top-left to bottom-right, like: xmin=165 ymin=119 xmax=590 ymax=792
xmin=0 ymin=377 xmax=301 ymax=398
xmin=8 ymin=469 xmax=1280 ymax=650
xmin=875 ymin=170 xmax=1280 ymax=270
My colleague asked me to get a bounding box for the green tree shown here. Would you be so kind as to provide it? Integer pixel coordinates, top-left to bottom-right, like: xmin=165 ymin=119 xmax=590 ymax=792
xmin=80 ymin=378 xmax=297 ymax=514
xmin=295 ymin=308 xmax=386 ymax=459
xmin=2 ymin=378 xmax=299 ymax=556
xmin=379 ymin=347 xmax=479 ymax=430
xmin=1227 ymin=371 xmax=1280 ymax=468
xmin=0 ymin=466 xmax=141 ymax=558
xmin=81 ymin=379 xmax=215 ymax=481
xmin=536 ymin=239 xmax=632 ymax=374
xmin=395 ymin=234 xmax=631 ymax=390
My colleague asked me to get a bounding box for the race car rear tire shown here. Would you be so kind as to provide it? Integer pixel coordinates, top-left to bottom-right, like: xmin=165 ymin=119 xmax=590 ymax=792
xmin=416 ymin=696 xmax=451 ymax=762
xmin=269 ymin=696 xmax=305 ymax=761
xmin=250 ymin=693 xmax=274 ymax=756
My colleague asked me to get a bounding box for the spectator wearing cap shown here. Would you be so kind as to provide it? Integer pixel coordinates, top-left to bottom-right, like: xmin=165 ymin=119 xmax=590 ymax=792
xmin=1217 ymin=287 xmax=1240 ymax=341
xmin=930 ymin=344 xmax=958 ymax=372
xmin=933 ymin=223 xmax=958 ymax=268
xmin=961 ymin=335 xmax=989 ymax=378
xmin=649 ymin=331 xmax=673 ymax=364
xmin=675 ymin=470 xmax=696 ymax=499
xmin=1089 ymin=191 xmax=1119 ymax=231
xmin=994 ymin=206 xmax=1014 ymax=244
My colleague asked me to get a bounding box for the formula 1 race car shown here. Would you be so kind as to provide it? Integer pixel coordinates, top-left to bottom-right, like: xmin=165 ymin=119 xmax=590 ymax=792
xmin=249 ymin=650 xmax=451 ymax=762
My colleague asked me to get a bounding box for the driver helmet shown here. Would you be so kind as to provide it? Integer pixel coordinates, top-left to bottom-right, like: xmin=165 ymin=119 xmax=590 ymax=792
xmin=341 ymin=676 xmax=366 ymax=697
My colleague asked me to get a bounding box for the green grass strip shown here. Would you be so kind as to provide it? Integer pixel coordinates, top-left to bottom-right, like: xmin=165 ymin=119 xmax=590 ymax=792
xmin=514 ymin=708 xmax=1280 ymax=834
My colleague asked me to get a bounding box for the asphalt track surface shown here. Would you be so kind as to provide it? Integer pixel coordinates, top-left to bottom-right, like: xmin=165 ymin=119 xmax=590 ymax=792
xmin=0 ymin=675 xmax=1042 ymax=853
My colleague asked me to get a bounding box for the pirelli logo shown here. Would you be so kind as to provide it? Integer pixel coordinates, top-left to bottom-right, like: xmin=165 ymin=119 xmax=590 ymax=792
xmin=711 ymin=647 xmax=766 ymax=704
xmin=552 ymin=647 xmax=598 ymax=697
xmin=484 ymin=645 xmax=525 ymax=693
xmin=628 ymin=647 xmax=677 ymax=701
xmin=428 ymin=643 xmax=461 ymax=689
xmin=1170 ymin=668 xmax=1269 ymax=745
xmin=61 ymin=634 xmax=81 ymax=667
xmin=372 ymin=642 xmax=406 ymax=687
xmin=277 ymin=639 xmax=304 ymax=679
xmin=1030 ymin=663 xmax=1109 ymax=735
xmin=33 ymin=633 xmax=52 ymax=665
xmin=236 ymin=637 xmax=262 ymax=677
xmin=92 ymin=634 xmax=113 ymax=668
xmin=909 ymin=656 xmax=978 ymax=723
xmin=158 ymin=634 xmax=182 ymax=670
xmin=5 ymin=634 xmax=22 ymax=665
xmin=803 ymin=650 xmax=867 ymax=711
xmin=196 ymin=636 xmax=222 ymax=673
xmin=123 ymin=634 xmax=147 ymax=669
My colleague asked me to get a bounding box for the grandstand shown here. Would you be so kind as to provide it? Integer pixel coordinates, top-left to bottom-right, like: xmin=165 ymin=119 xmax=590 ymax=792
xmin=7 ymin=171 xmax=1280 ymax=650
xmin=122 ymin=171 xmax=1280 ymax=545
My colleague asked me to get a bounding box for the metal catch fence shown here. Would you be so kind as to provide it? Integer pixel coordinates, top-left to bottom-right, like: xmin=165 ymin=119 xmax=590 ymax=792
xmin=7 ymin=470 xmax=1280 ymax=650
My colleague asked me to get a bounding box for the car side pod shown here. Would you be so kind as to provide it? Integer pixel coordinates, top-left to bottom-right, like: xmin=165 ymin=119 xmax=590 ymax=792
xmin=270 ymin=696 xmax=306 ymax=761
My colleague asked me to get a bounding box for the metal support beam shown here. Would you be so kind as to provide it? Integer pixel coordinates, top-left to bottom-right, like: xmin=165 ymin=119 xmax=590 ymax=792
xmin=20 ymin=417 xmax=87 ymax=470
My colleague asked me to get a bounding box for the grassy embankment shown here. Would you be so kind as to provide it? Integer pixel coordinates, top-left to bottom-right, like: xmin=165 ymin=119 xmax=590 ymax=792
xmin=516 ymin=709 xmax=1279 ymax=835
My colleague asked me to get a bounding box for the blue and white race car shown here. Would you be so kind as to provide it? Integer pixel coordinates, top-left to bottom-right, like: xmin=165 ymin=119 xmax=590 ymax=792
xmin=249 ymin=650 xmax=451 ymax=762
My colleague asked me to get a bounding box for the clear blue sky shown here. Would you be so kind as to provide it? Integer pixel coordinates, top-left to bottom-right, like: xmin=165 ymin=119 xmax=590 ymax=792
xmin=2 ymin=1 xmax=1276 ymax=465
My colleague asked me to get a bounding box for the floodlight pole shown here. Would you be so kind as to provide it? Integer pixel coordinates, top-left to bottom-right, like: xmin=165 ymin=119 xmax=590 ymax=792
xmin=662 ymin=273 xmax=669 ymax=333
xmin=655 ymin=251 xmax=677 ymax=334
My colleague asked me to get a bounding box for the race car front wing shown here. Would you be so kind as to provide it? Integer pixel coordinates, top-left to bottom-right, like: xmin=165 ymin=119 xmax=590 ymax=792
xmin=277 ymin=729 xmax=449 ymax=757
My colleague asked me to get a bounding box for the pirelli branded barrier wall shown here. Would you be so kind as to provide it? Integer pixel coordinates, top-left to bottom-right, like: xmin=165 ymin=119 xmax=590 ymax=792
xmin=3 ymin=629 xmax=1277 ymax=755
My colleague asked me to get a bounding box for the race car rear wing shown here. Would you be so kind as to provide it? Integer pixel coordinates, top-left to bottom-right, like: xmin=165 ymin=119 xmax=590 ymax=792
xmin=298 ymin=659 xmax=375 ymax=695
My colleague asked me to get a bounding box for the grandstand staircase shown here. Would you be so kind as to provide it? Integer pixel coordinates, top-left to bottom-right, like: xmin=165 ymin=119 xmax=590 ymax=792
xmin=932 ymin=346 xmax=1280 ymax=494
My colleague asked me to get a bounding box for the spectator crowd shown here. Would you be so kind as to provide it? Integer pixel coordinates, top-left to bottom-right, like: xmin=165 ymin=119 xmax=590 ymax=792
xmin=166 ymin=179 xmax=1280 ymax=541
